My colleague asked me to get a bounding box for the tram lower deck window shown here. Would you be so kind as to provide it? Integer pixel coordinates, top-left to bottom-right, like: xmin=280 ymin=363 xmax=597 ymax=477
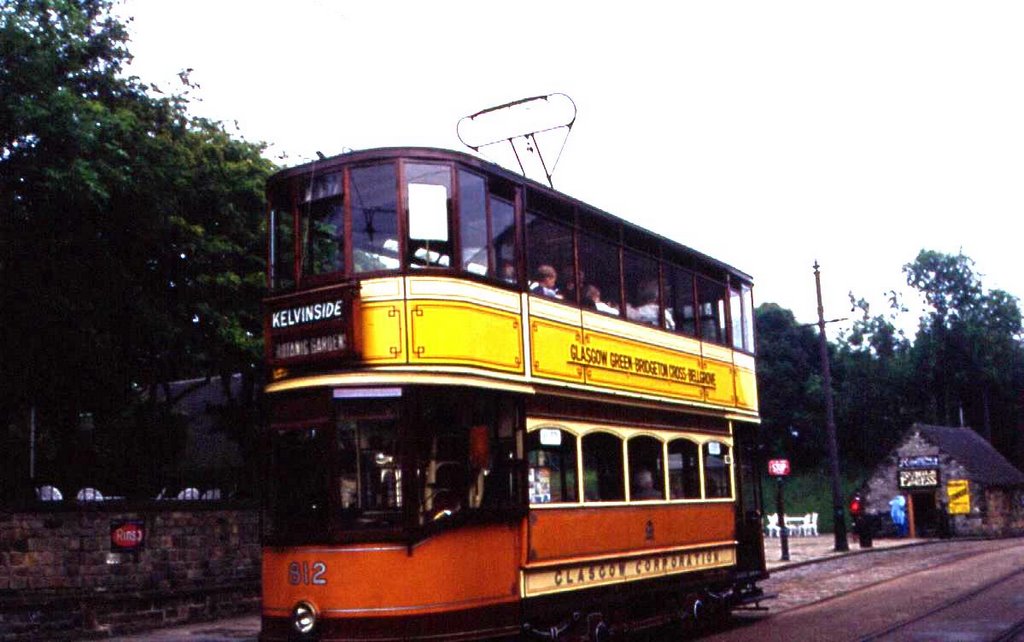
xmin=527 ymin=428 xmax=578 ymax=504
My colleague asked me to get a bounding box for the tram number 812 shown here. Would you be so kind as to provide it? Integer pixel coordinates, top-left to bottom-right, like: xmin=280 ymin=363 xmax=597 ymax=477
xmin=289 ymin=561 xmax=328 ymax=586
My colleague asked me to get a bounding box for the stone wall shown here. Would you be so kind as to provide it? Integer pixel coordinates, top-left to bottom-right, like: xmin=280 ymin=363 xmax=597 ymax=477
xmin=0 ymin=505 xmax=260 ymax=640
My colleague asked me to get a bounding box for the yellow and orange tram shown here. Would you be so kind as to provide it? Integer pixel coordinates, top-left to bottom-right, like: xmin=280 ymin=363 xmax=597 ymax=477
xmin=260 ymin=147 xmax=766 ymax=641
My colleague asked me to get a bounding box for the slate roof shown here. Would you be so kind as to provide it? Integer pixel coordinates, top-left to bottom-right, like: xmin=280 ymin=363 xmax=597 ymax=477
xmin=914 ymin=423 xmax=1024 ymax=487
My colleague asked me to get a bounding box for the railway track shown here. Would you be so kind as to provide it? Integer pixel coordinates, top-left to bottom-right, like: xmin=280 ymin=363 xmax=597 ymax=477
xmin=697 ymin=538 xmax=1024 ymax=642
xmin=857 ymin=564 xmax=1024 ymax=641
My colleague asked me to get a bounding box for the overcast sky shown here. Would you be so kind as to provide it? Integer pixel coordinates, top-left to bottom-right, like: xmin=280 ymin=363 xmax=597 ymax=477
xmin=115 ymin=0 xmax=1024 ymax=337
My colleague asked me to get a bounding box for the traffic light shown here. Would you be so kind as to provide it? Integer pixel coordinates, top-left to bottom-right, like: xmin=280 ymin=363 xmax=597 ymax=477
xmin=849 ymin=494 xmax=863 ymax=517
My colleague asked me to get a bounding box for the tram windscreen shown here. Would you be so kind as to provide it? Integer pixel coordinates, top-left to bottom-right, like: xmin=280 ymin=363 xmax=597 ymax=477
xmin=334 ymin=416 xmax=404 ymax=529
xmin=265 ymin=427 xmax=330 ymax=544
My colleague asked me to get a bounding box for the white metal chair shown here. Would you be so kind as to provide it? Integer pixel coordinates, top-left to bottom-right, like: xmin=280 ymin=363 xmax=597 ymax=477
xmin=765 ymin=513 xmax=781 ymax=537
xmin=76 ymin=487 xmax=104 ymax=502
xmin=36 ymin=485 xmax=63 ymax=501
xmin=804 ymin=512 xmax=819 ymax=536
xmin=176 ymin=487 xmax=201 ymax=500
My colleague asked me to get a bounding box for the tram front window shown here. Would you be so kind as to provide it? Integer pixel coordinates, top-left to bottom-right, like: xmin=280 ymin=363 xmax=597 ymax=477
xmin=266 ymin=427 xmax=330 ymax=544
xmin=335 ymin=416 xmax=403 ymax=530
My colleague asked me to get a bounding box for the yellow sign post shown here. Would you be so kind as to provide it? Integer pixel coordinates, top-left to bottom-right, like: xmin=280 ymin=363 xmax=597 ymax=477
xmin=947 ymin=479 xmax=971 ymax=515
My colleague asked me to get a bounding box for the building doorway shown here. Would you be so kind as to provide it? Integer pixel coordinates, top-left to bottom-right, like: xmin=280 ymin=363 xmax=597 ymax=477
xmin=910 ymin=491 xmax=940 ymax=538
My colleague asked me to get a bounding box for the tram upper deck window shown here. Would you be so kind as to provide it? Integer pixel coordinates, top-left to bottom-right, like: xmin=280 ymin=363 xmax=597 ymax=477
xmin=664 ymin=265 xmax=696 ymax=337
xmin=582 ymin=432 xmax=625 ymax=502
xmin=300 ymin=171 xmax=344 ymax=277
xmin=624 ymin=250 xmax=660 ymax=327
xmin=493 ymin=196 xmax=516 ymax=284
xmin=351 ymin=163 xmax=399 ymax=274
xmin=743 ymin=285 xmax=755 ymax=351
xmin=406 ymin=163 xmax=452 ymax=268
xmin=269 ymin=191 xmax=295 ymax=290
xmin=578 ymin=226 xmax=622 ymax=316
xmin=697 ymin=276 xmax=728 ymax=345
xmin=459 ymin=170 xmax=488 ymax=276
xmin=527 ymin=428 xmax=578 ymax=504
xmin=526 ymin=212 xmax=574 ymax=301
xmin=458 ymin=170 xmax=518 ymax=282
xmin=731 ymin=283 xmax=755 ymax=353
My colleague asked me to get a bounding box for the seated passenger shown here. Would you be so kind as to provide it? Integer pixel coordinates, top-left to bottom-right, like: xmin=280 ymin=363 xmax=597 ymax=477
xmin=631 ymin=468 xmax=662 ymax=500
xmin=500 ymin=260 xmax=517 ymax=284
xmin=627 ymin=280 xmax=660 ymax=326
xmin=583 ymin=284 xmax=618 ymax=315
xmin=529 ymin=265 xmax=562 ymax=299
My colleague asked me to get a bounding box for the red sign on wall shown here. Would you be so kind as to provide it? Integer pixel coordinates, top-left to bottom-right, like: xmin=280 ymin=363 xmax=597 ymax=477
xmin=767 ymin=459 xmax=791 ymax=476
xmin=110 ymin=519 xmax=146 ymax=551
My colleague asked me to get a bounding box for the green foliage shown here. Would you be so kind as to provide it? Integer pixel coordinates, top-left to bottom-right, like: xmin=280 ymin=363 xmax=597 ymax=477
xmin=757 ymin=249 xmax=1024 ymax=482
xmin=0 ymin=0 xmax=274 ymax=493
xmin=762 ymin=470 xmax=865 ymax=534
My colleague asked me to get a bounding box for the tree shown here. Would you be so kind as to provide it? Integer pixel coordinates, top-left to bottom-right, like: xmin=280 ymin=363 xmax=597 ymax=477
xmin=903 ymin=250 xmax=1023 ymax=451
xmin=754 ymin=303 xmax=825 ymax=467
xmin=0 ymin=0 xmax=274 ymax=496
xmin=832 ymin=296 xmax=914 ymax=466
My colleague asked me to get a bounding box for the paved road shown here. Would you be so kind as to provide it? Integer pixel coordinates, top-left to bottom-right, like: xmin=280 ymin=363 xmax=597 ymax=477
xmin=700 ymin=538 xmax=1024 ymax=642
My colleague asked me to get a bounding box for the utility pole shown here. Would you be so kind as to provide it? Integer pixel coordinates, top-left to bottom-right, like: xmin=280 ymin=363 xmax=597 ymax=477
xmin=814 ymin=261 xmax=849 ymax=552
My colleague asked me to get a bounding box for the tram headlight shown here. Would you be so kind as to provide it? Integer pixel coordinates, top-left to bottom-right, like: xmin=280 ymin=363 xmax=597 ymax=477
xmin=292 ymin=601 xmax=318 ymax=635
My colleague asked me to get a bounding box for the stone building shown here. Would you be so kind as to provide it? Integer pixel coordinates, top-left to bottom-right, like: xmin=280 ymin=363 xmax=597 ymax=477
xmin=861 ymin=423 xmax=1024 ymax=538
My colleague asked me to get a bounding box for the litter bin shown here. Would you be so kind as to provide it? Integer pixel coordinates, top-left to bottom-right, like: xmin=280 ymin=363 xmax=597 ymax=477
xmin=856 ymin=514 xmax=874 ymax=548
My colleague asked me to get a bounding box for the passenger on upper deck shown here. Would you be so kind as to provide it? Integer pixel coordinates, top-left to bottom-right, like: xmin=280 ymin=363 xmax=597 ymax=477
xmin=627 ymin=280 xmax=660 ymax=326
xmin=583 ymin=284 xmax=619 ymax=315
xmin=530 ymin=265 xmax=562 ymax=299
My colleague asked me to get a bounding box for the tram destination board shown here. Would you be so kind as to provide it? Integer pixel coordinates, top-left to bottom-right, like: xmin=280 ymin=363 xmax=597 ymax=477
xmin=265 ymin=284 xmax=357 ymax=367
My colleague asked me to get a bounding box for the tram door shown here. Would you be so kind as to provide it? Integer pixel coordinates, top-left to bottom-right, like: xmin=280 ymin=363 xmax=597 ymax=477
xmin=734 ymin=425 xmax=765 ymax=571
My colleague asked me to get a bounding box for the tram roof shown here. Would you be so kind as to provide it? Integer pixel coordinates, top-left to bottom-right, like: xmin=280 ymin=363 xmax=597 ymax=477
xmin=268 ymin=146 xmax=754 ymax=285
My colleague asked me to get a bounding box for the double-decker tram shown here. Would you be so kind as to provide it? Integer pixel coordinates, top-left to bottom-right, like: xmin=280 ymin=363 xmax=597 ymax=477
xmin=260 ymin=147 xmax=766 ymax=641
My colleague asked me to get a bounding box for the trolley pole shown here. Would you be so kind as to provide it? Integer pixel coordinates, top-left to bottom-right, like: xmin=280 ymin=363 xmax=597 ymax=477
xmin=814 ymin=261 xmax=849 ymax=552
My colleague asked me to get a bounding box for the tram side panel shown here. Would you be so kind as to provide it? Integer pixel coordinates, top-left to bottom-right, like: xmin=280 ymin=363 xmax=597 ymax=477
xmin=261 ymin=524 xmax=523 ymax=640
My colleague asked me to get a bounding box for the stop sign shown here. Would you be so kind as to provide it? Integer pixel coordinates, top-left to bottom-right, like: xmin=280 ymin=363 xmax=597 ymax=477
xmin=768 ymin=459 xmax=791 ymax=476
